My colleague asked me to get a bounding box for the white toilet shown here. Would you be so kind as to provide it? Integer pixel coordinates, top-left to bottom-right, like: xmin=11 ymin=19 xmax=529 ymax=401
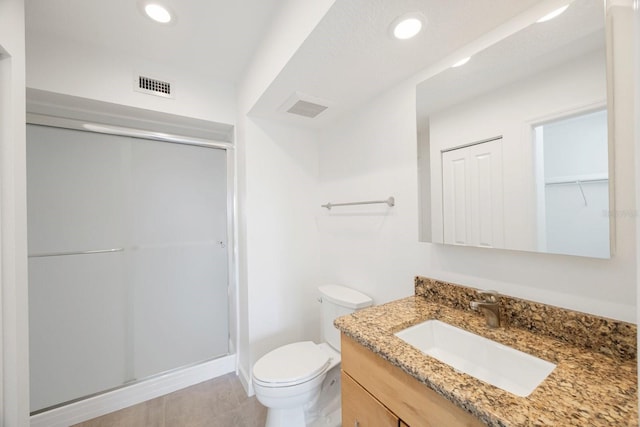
xmin=252 ymin=285 xmax=373 ymax=427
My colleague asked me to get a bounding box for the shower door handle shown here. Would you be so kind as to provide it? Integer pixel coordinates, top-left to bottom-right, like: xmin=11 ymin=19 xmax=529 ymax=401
xmin=28 ymin=248 xmax=124 ymax=258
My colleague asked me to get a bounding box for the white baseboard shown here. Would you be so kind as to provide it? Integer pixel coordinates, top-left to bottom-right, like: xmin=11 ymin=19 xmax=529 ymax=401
xmin=237 ymin=363 xmax=254 ymax=397
xmin=31 ymin=355 xmax=235 ymax=427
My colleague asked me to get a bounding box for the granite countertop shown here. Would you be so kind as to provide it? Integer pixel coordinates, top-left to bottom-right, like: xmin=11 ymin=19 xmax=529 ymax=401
xmin=334 ymin=295 xmax=638 ymax=426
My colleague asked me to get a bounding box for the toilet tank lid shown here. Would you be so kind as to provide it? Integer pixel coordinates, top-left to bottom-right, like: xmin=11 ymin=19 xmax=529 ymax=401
xmin=318 ymin=285 xmax=372 ymax=309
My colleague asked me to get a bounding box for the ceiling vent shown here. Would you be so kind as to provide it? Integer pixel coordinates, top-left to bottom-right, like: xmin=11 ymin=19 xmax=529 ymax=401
xmin=287 ymin=100 xmax=328 ymax=118
xmin=280 ymin=92 xmax=330 ymax=119
xmin=134 ymin=75 xmax=174 ymax=99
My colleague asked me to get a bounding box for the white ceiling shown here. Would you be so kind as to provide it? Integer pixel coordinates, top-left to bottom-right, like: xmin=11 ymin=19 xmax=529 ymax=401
xmin=249 ymin=0 xmax=545 ymax=128
xmin=416 ymin=0 xmax=605 ymax=127
xmin=25 ymin=0 xmax=281 ymax=84
xmin=26 ymin=0 xmax=580 ymax=129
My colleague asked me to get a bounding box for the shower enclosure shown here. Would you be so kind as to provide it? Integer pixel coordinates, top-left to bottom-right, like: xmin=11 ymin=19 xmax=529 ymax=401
xmin=27 ymin=123 xmax=232 ymax=414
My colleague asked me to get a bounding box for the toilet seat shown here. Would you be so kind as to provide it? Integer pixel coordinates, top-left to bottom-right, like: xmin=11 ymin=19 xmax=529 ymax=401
xmin=253 ymin=341 xmax=330 ymax=387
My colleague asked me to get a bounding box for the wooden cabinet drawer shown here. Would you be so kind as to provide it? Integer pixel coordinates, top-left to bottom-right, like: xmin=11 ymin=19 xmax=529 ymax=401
xmin=341 ymin=334 xmax=485 ymax=427
xmin=342 ymin=371 xmax=399 ymax=427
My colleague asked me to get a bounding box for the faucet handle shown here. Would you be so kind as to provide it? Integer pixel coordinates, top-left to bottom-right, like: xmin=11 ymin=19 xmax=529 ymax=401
xmin=476 ymin=290 xmax=499 ymax=303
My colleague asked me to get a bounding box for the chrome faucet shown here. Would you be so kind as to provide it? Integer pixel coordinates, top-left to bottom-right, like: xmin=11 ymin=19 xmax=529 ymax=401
xmin=470 ymin=290 xmax=501 ymax=328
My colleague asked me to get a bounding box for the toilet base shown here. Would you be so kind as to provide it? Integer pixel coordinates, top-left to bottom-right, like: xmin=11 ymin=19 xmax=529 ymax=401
xmin=265 ymin=407 xmax=306 ymax=427
xmin=304 ymin=362 xmax=341 ymax=426
xmin=308 ymin=406 xmax=341 ymax=427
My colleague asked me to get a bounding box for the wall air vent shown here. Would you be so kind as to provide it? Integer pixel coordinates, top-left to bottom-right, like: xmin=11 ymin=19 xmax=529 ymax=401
xmin=280 ymin=92 xmax=331 ymax=119
xmin=135 ymin=75 xmax=174 ymax=98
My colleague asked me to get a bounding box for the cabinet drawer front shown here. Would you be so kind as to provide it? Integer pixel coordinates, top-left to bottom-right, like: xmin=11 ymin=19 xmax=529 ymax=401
xmin=342 ymin=371 xmax=399 ymax=427
xmin=341 ymin=334 xmax=485 ymax=427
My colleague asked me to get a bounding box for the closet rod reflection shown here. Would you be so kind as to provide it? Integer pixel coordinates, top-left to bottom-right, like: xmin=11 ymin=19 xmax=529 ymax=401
xmin=321 ymin=196 xmax=395 ymax=210
xmin=544 ymin=178 xmax=609 ymax=186
xmin=28 ymin=248 xmax=124 ymax=258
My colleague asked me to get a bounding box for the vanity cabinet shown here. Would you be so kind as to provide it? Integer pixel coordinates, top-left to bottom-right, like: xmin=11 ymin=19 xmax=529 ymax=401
xmin=342 ymin=371 xmax=399 ymax=426
xmin=341 ymin=334 xmax=485 ymax=427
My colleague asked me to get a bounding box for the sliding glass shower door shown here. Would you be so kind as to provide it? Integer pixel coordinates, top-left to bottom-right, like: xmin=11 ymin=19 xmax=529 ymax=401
xmin=27 ymin=124 xmax=230 ymax=413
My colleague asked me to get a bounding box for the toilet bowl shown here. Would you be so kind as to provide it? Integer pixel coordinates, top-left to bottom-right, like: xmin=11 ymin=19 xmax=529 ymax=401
xmin=253 ymin=342 xmax=340 ymax=427
xmin=252 ymin=285 xmax=372 ymax=427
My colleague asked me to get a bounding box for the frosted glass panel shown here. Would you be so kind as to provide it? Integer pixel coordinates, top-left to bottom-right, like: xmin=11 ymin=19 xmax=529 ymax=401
xmin=27 ymin=124 xmax=229 ymax=413
xmin=29 ymin=253 xmax=128 ymax=411
xmin=27 ymin=125 xmax=126 ymax=253
xmin=130 ymin=140 xmax=228 ymax=379
xmin=132 ymin=244 xmax=228 ymax=378
xmin=130 ymin=140 xmax=227 ymax=245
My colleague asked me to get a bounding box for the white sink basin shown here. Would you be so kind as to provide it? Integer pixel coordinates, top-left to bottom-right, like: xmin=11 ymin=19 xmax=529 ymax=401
xmin=394 ymin=319 xmax=556 ymax=397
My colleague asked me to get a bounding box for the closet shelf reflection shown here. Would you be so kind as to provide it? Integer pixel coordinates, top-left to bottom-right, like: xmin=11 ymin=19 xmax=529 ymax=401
xmin=544 ymin=177 xmax=608 ymax=207
xmin=544 ymin=178 xmax=608 ymax=185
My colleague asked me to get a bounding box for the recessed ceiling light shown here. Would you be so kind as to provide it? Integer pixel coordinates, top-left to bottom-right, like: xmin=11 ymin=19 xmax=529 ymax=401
xmin=391 ymin=13 xmax=425 ymax=40
xmin=536 ymin=5 xmax=569 ymax=23
xmin=452 ymin=57 xmax=471 ymax=68
xmin=144 ymin=3 xmax=172 ymax=24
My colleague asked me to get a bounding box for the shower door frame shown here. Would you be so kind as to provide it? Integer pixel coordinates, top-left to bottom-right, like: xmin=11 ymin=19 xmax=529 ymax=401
xmin=25 ymin=105 xmax=239 ymax=427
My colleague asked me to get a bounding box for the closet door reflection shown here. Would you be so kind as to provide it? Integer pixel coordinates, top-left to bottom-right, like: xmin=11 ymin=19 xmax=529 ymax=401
xmin=27 ymin=124 xmax=229 ymax=413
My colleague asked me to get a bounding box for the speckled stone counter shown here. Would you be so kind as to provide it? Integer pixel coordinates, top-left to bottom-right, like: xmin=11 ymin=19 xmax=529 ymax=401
xmin=334 ymin=278 xmax=638 ymax=426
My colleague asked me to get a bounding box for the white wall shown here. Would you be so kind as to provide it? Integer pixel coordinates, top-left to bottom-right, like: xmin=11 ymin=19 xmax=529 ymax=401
xmin=316 ymin=4 xmax=637 ymax=322
xmin=542 ymin=110 xmax=608 ymax=179
xmin=0 ymin=0 xmax=30 ymax=425
xmin=235 ymin=0 xmax=335 ymax=392
xmin=633 ymin=0 xmax=640 ymax=412
xmin=317 ymin=86 xmax=428 ymax=304
xmin=26 ymin=35 xmax=236 ymax=125
xmin=243 ymin=117 xmax=320 ymax=369
xmin=235 ymin=114 xmax=321 ymax=393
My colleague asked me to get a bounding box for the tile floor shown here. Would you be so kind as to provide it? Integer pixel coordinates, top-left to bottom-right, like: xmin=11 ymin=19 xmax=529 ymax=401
xmin=71 ymin=373 xmax=267 ymax=427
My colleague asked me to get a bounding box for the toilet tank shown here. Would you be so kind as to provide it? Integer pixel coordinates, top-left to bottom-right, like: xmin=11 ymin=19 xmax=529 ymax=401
xmin=318 ymin=285 xmax=372 ymax=352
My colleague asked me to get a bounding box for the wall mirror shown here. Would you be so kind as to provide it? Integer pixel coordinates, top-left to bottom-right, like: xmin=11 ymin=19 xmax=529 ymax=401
xmin=417 ymin=0 xmax=611 ymax=258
